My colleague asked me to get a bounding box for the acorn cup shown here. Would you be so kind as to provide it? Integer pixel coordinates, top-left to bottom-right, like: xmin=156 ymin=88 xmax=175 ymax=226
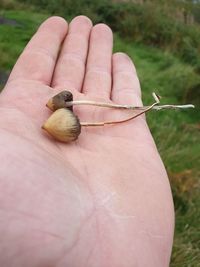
xmin=42 ymin=108 xmax=81 ymax=142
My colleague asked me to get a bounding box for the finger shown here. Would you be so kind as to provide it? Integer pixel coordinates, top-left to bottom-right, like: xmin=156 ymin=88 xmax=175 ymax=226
xmin=52 ymin=16 xmax=92 ymax=93
xmin=83 ymin=24 xmax=113 ymax=99
xmin=111 ymin=53 xmax=149 ymax=139
xmin=111 ymin=52 xmax=142 ymax=106
xmin=7 ymin=16 xmax=68 ymax=86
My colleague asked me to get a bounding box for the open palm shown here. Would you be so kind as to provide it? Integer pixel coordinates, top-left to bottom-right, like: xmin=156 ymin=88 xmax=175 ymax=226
xmin=0 ymin=16 xmax=174 ymax=267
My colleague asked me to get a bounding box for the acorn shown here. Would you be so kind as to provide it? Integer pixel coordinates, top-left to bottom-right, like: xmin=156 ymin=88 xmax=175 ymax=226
xmin=46 ymin=91 xmax=73 ymax=111
xmin=42 ymin=108 xmax=81 ymax=142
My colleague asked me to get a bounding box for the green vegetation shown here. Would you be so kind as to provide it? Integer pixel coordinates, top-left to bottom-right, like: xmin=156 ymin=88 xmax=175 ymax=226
xmin=0 ymin=1 xmax=200 ymax=266
xmin=0 ymin=10 xmax=48 ymax=71
xmin=15 ymin=0 xmax=200 ymax=72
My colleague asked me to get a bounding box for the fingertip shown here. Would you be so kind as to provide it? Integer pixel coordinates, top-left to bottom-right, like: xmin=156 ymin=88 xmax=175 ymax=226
xmin=38 ymin=16 xmax=68 ymax=35
xmin=92 ymin=23 xmax=113 ymax=40
xmin=113 ymin=52 xmax=130 ymax=58
xmin=113 ymin=52 xmax=137 ymax=74
xmin=70 ymin=15 xmax=93 ymax=29
xmin=93 ymin=23 xmax=112 ymax=32
xmin=112 ymin=51 xmax=142 ymax=105
xmin=113 ymin=52 xmax=131 ymax=62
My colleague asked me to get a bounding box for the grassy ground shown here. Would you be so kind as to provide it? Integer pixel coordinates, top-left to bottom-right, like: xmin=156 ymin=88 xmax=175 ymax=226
xmin=0 ymin=9 xmax=200 ymax=267
xmin=114 ymin=38 xmax=200 ymax=266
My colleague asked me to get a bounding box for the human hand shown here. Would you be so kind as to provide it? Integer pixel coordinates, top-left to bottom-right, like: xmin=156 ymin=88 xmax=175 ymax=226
xmin=0 ymin=16 xmax=174 ymax=267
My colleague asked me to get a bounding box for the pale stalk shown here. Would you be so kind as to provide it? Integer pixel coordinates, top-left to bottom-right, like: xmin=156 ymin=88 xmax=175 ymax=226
xmin=80 ymin=92 xmax=160 ymax=126
xmin=65 ymin=100 xmax=194 ymax=110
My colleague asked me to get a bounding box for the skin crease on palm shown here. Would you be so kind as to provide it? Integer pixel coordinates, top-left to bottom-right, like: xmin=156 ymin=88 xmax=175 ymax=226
xmin=0 ymin=16 xmax=174 ymax=267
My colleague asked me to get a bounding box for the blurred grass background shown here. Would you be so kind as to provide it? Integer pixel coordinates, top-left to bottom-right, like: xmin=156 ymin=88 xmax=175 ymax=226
xmin=0 ymin=0 xmax=199 ymax=266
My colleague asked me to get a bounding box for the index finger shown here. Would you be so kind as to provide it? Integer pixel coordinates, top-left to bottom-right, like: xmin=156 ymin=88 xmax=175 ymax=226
xmin=7 ymin=16 xmax=68 ymax=86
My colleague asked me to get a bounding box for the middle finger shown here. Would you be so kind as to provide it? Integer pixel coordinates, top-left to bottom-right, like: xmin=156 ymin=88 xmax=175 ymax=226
xmin=52 ymin=16 xmax=92 ymax=94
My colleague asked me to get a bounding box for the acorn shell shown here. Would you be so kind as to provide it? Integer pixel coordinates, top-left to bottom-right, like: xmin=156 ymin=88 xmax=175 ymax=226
xmin=42 ymin=108 xmax=81 ymax=142
xmin=46 ymin=91 xmax=73 ymax=111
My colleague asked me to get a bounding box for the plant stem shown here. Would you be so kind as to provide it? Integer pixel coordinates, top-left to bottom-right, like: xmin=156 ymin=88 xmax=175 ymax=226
xmin=65 ymin=100 xmax=194 ymax=110
xmin=79 ymin=92 xmax=194 ymax=127
xmin=152 ymin=104 xmax=195 ymax=110
xmin=80 ymin=98 xmax=159 ymax=127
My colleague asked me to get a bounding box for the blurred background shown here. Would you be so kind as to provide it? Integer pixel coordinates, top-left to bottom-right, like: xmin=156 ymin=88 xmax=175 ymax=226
xmin=0 ymin=0 xmax=199 ymax=265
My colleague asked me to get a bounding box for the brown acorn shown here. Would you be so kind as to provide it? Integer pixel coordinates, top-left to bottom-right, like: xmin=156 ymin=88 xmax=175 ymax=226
xmin=46 ymin=91 xmax=73 ymax=111
xmin=42 ymin=108 xmax=81 ymax=142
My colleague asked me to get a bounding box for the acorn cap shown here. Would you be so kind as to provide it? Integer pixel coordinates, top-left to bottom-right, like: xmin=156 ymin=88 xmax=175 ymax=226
xmin=46 ymin=91 xmax=73 ymax=111
xmin=42 ymin=108 xmax=81 ymax=142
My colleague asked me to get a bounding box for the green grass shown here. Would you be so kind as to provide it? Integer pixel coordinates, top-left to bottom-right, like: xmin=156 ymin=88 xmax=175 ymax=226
xmin=0 ymin=8 xmax=200 ymax=267
xmin=0 ymin=10 xmax=48 ymax=70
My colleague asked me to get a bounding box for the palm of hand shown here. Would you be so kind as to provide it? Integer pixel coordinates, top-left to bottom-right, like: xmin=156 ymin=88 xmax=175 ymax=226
xmin=0 ymin=16 xmax=174 ymax=267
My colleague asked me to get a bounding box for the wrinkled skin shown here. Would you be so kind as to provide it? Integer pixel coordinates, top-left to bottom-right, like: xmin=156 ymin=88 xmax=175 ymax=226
xmin=0 ymin=16 xmax=174 ymax=267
